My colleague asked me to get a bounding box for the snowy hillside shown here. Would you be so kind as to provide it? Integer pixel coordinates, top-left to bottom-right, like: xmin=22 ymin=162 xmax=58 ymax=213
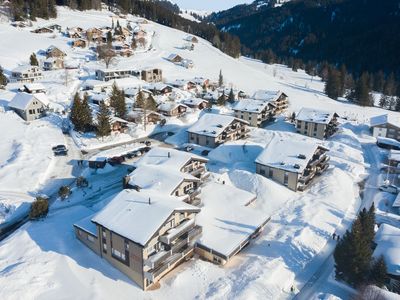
xmin=0 ymin=6 xmax=398 ymax=300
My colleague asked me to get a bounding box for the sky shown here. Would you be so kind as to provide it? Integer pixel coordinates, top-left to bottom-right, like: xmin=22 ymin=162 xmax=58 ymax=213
xmin=172 ymin=0 xmax=254 ymax=12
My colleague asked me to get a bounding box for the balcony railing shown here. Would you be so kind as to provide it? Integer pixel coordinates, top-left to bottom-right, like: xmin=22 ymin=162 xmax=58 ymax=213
xmin=159 ymin=219 xmax=195 ymax=244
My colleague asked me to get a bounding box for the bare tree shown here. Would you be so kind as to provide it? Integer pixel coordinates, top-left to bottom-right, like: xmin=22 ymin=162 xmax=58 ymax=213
xmin=96 ymin=45 xmax=116 ymax=69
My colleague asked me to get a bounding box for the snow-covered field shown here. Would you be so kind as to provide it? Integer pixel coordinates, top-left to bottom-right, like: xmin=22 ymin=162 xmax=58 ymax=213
xmin=0 ymin=7 xmax=399 ymax=300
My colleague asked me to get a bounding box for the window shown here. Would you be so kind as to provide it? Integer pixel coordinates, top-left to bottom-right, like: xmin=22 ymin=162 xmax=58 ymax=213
xmin=103 ymin=243 xmax=107 ymax=252
xmin=284 ymin=172 xmax=289 ymax=186
xmin=213 ymin=256 xmax=222 ymax=264
xmin=102 ymin=229 xmax=106 ymax=238
xmin=87 ymin=235 xmax=94 ymax=242
xmin=314 ymin=125 xmax=317 ymax=131
xmin=78 ymin=230 xmax=82 ymax=236
xmin=259 ymin=167 xmax=265 ymax=175
xmin=29 ymin=109 xmax=34 ymax=115
xmin=112 ymin=248 xmax=126 ymax=261
xmin=268 ymin=169 xmax=273 ymax=178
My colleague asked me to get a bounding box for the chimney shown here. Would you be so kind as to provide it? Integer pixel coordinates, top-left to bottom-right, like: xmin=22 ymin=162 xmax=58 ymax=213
xmin=148 ymin=197 xmax=151 ymax=205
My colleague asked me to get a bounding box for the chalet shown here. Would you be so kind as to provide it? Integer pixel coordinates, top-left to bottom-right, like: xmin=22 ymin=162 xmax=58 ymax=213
xmin=134 ymin=29 xmax=147 ymax=39
xmin=23 ymin=83 xmax=46 ymax=94
xmin=95 ymin=68 xmax=139 ymax=81
xmin=48 ymin=24 xmax=62 ymax=32
xmin=74 ymin=190 xmax=201 ymax=290
xmin=233 ymin=99 xmax=275 ymax=127
xmin=389 ymin=150 xmax=400 ymax=169
xmin=193 ymin=77 xmax=209 ymax=88
xmin=82 ymin=80 xmax=113 ymax=92
xmin=141 ymin=68 xmax=163 ymax=83
xmin=370 ymin=114 xmax=400 ymax=141
xmin=166 ymin=53 xmax=183 ymax=64
xmin=72 ymin=39 xmax=87 ymax=48
xmin=68 ymin=31 xmax=82 ymax=39
xmin=10 ymin=65 xmax=43 ymax=83
xmin=31 ymin=27 xmax=53 ymax=34
xmin=296 ymin=108 xmax=339 ymax=139
xmin=110 ymin=117 xmax=129 ymax=133
xmin=124 ymin=87 xmax=153 ymax=100
xmin=8 ymin=92 xmax=49 ymax=121
xmin=195 ymin=181 xmax=270 ymax=265
xmin=376 ymin=137 xmax=400 ymax=150
xmin=145 ymin=83 xmax=173 ymax=96
xmin=90 ymin=93 xmax=110 ymax=106
xmin=373 ymin=224 xmax=400 ymax=293
xmin=88 ymin=157 xmax=107 ymax=169
xmin=252 ymin=90 xmax=289 ymax=114
xmin=187 ymin=113 xmax=249 ymax=148
xmin=167 ymin=79 xmax=196 ymax=91
xmin=43 ymin=58 xmax=64 ymax=71
xmin=255 ymin=138 xmax=330 ymax=191
xmin=46 ymin=46 xmax=67 ymax=58
xmin=128 ymin=109 xmax=162 ymax=125
xmin=183 ymin=98 xmax=208 ymax=110
xmin=184 ymin=35 xmax=198 ymax=43
xmin=158 ymin=102 xmax=188 ymax=117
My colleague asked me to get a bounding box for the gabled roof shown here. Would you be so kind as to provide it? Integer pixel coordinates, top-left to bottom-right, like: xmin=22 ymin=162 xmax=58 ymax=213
xmin=252 ymin=90 xmax=286 ymax=102
xmin=24 ymin=83 xmax=46 ymax=92
xmin=183 ymin=98 xmax=208 ymax=106
xmin=373 ymin=223 xmax=400 ymax=276
xmin=8 ymin=92 xmax=49 ymax=110
xmin=233 ymin=98 xmax=272 ymax=113
xmin=167 ymin=53 xmax=182 ymax=61
xmin=187 ymin=113 xmax=248 ymax=137
xmin=296 ymin=108 xmax=337 ymax=124
xmin=12 ymin=65 xmax=38 ymax=74
xmin=133 ymin=147 xmax=208 ymax=170
xmin=197 ymin=181 xmax=268 ymax=258
xmin=128 ymin=165 xmax=199 ymax=196
xmin=255 ymin=137 xmax=328 ymax=173
xmin=158 ymin=102 xmax=187 ymax=112
xmin=370 ymin=114 xmax=400 ymax=128
xmin=91 ymin=190 xmax=199 ymax=246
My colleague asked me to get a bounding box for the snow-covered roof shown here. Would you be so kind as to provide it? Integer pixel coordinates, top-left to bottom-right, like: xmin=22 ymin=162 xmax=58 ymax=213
xmin=197 ymin=181 xmax=269 ymax=258
xmin=187 ymin=113 xmax=248 ymax=137
xmin=370 ymin=114 xmax=400 ymax=128
xmin=255 ymin=137 xmax=327 ymax=173
xmin=23 ymin=83 xmax=46 ymax=92
xmin=393 ymin=193 xmax=400 ymax=208
xmin=167 ymin=53 xmax=181 ymax=61
xmin=8 ymin=92 xmax=49 ymax=110
xmin=128 ymin=165 xmax=199 ymax=196
xmin=183 ymin=98 xmax=208 ymax=106
xmin=389 ymin=149 xmax=400 ymax=162
xmin=158 ymin=102 xmax=187 ymax=112
xmin=91 ymin=190 xmax=199 ymax=246
xmin=74 ymin=214 xmax=97 ymax=237
xmin=373 ymin=223 xmax=400 ymax=276
xmin=192 ymin=77 xmax=208 ymax=85
xmin=296 ymin=108 xmax=336 ymax=124
xmin=252 ymin=90 xmax=285 ymax=102
xmin=12 ymin=65 xmax=37 ymax=74
xmin=144 ymin=82 xmax=172 ymax=91
xmin=233 ymin=98 xmax=271 ymax=113
xmin=376 ymin=136 xmax=400 ymax=148
xmin=133 ymin=147 xmax=208 ymax=171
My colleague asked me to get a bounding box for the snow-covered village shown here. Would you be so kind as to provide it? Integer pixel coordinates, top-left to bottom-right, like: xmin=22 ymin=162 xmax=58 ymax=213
xmin=0 ymin=1 xmax=399 ymax=300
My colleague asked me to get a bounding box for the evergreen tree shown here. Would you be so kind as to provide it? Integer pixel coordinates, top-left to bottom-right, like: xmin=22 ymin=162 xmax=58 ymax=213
xmin=395 ymin=97 xmax=400 ymax=112
xmin=70 ymin=93 xmax=83 ymax=131
xmin=379 ymin=94 xmax=388 ymax=108
xmin=384 ymin=73 xmax=397 ymax=96
xmin=218 ymin=70 xmax=224 ymax=87
xmin=373 ymin=71 xmax=385 ymax=93
xmin=0 ymin=66 xmax=7 ymax=87
xmin=325 ymin=67 xmax=342 ymax=99
xmin=228 ymin=88 xmax=235 ymax=103
xmin=146 ymin=94 xmax=158 ymax=111
xmin=109 ymin=83 xmax=126 ymax=118
xmin=353 ymin=73 xmax=373 ymax=106
xmin=30 ymin=53 xmax=39 ymax=66
xmin=107 ymin=31 xmax=112 ymax=46
xmin=135 ymin=90 xmax=145 ymax=108
xmin=81 ymin=93 xmax=93 ymax=131
xmin=339 ymin=64 xmax=347 ymax=96
xmin=369 ymin=255 xmax=388 ymax=288
xmin=96 ymin=101 xmax=111 ymax=138
xmin=217 ymin=91 xmax=226 ymax=106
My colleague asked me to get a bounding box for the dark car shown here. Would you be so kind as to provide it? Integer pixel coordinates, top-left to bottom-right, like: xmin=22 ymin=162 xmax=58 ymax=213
xmin=108 ymin=156 xmax=125 ymax=166
xmin=52 ymin=145 xmax=68 ymax=156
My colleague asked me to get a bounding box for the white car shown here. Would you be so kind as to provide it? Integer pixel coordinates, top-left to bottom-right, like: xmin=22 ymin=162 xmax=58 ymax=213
xmin=379 ymin=184 xmax=398 ymax=194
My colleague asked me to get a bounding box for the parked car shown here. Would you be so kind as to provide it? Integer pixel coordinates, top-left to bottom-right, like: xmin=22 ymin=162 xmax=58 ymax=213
xmin=52 ymin=145 xmax=68 ymax=156
xmin=108 ymin=156 xmax=125 ymax=166
xmin=379 ymin=184 xmax=398 ymax=194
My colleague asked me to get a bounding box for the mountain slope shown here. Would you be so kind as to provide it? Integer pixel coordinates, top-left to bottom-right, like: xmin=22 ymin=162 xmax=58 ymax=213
xmin=208 ymin=0 xmax=400 ymax=74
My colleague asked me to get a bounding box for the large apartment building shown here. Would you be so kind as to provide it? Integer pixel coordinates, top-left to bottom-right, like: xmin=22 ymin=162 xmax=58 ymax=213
xmin=187 ymin=113 xmax=249 ymax=148
xmin=252 ymin=90 xmax=289 ymax=114
xmin=74 ymin=190 xmax=201 ymax=290
xmin=233 ymin=99 xmax=275 ymax=127
xmin=10 ymin=65 xmax=43 ymax=83
xmin=296 ymin=108 xmax=339 ymax=139
xmin=255 ymin=138 xmax=330 ymax=191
